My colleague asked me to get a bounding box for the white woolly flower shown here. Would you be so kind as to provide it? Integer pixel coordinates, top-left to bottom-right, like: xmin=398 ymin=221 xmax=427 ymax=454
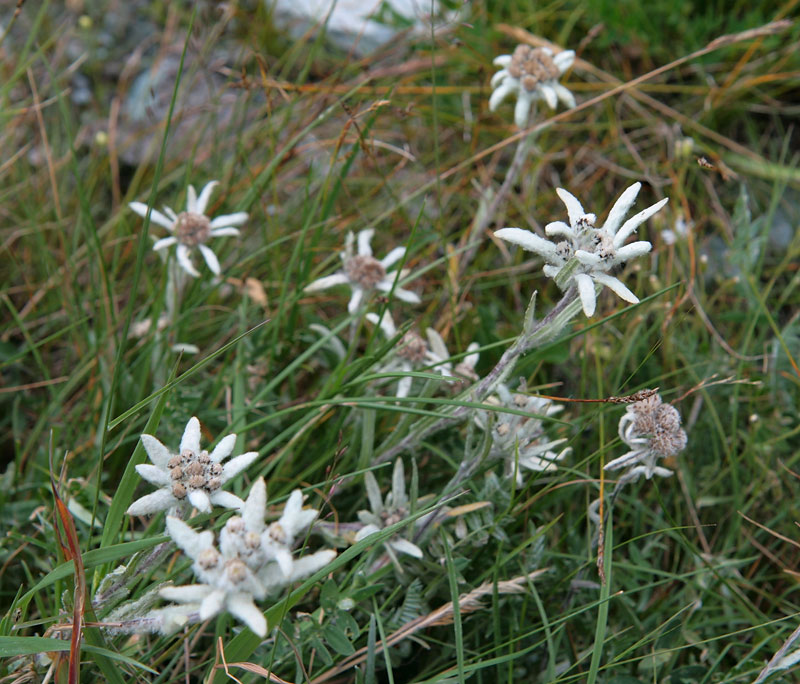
xmin=355 ymin=459 xmax=423 ymax=561
xmin=476 ymin=384 xmax=571 ymax=485
xmin=304 ymin=229 xmax=420 ymax=314
xmin=490 ymin=44 xmax=576 ymax=128
xmin=129 ymin=180 xmax=247 ymax=278
xmin=604 ymin=392 xmax=687 ymax=479
xmin=366 ymin=312 xmax=449 ymax=399
xmin=495 ymin=182 xmax=668 ymax=317
xmin=126 ymin=417 xmax=258 ymax=516
xmin=161 ymin=484 xmax=336 ymax=638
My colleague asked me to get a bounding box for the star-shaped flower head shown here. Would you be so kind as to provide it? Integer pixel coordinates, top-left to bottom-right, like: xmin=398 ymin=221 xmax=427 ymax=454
xmin=476 ymin=384 xmax=571 ymax=485
xmin=495 ymin=182 xmax=669 ymax=317
xmin=355 ymin=459 xmax=423 ymax=562
xmin=129 ymin=180 xmax=247 ymax=278
xmin=604 ymin=392 xmax=687 ymax=480
xmin=304 ymin=229 xmax=421 ymax=314
xmin=161 ymin=515 xmax=268 ymax=636
xmin=126 ymin=417 xmax=258 ymax=516
xmin=490 ymin=44 xmax=576 ymax=128
xmin=366 ymin=312 xmax=449 ymax=399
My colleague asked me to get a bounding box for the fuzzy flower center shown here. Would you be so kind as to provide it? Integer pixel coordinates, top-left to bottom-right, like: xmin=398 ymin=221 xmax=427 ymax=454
xmin=344 ymin=254 xmax=386 ymax=289
xmin=507 ymin=45 xmax=561 ymax=91
xmin=167 ymin=449 xmax=223 ymax=500
xmin=397 ymin=331 xmax=428 ymax=363
xmin=175 ymin=212 xmax=212 ymax=247
xmin=629 ymin=396 xmax=687 ymax=457
xmin=381 ymin=507 xmax=408 ymax=528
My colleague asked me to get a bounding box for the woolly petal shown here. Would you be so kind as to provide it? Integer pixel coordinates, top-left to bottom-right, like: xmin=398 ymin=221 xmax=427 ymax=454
xmin=221 ymin=451 xmax=259 ymax=482
xmin=159 ymin=584 xmax=210 ymax=603
xmin=613 ymin=241 xmax=652 ymax=262
xmin=188 ymin=489 xmax=212 ymax=513
xmin=176 ymin=244 xmax=200 ymax=278
xmin=396 ymin=375 xmax=412 ymax=399
xmin=164 ymin=207 xmax=178 ymax=222
xmin=198 ymin=244 xmax=221 ymax=276
xmin=199 ymin=589 xmax=226 ymax=621
xmin=493 ymin=54 xmax=512 ymax=67
xmin=574 ymin=250 xmax=602 ymax=267
xmin=274 ymin=546 xmax=294 ymax=577
xmin=539 ymin=83 xmax=558 ymax=110
xmin=180 ymin=417 xmax=202 ymax=455
xmin=355 ymin=523 xmax=381 ymax=542
xmin=209 ymin=433 xmax=237 ymax=463
xmin=153 ymin=236 xmax=178 ymax=251
xmin=490 ymin=68 xmax=509 ymax=89
xmin=555 ymin=188 xmax=586 ymax=228
xmin=126 ymin=489 xmax=176 ymax=516
xmin=195 ymin=181 xmax=219 ymax=215
xmin=380 ymin=246 xmax=406 ymax=269
xmin=134 ymin=463 xmax=172 ymax=487
xmin=141 ymin=434 xmax=172 ymax=468
xmin=426 ymin=328 xmax=449 ymax=362
xmin=166 ymin=516 xmax=214 ymax=556
xmin=288 ymin=549 xmax=336 ymax=580
xmin=391 ymin=458 xmax=407 ymax=510
xmin=376 ymin=281 xmax=421 ymax=304
xmin=514 ymin=90 xmax=533 ymax=128
xmin=604 ymin=449 xmax=646 ymax=471
xmin=209 ymin=212 xmax=248 ymax=229
xmin=242 ymin=478 xmax=267 ymax=532
xmin=364 ymin=471 xmax=383 ymax=516
xmin=357 ymin=229 xmax=374 ymax=257
xmin=209 ymin=227 xmax=241 ymax=238
xmin=464 ymin=342 xmax=480 ymax=369
xmin=129 ymin=202 xmax=175 ymax=230
xmin=494 ymin=228 xmax=559 ymax=260
xmin=553 ymin=83 xmax=576 ymax=108
xmin=281 ymin=491 xmax=318 ymax=539
xmin=186 ymin=185 xmax=199 ymax=214
xmin=347 ymin=287 xmax=365 ymax=314
xmin=603 ymin=182 xmax=641 ymax=237
xmin=366 ymin=311 xmax=396 ymax=338
xmin=554 ymin=50 xmax=575 ymax=72
xmin=574 ymin=273 xmax=597 ymax=317
xmin=614 ymin=197 xmax=669 ymax=248
xmin=227 ymin=593 xmax=266 ymax=637
xmin=305 ymin=273 xmax=351 ymax=293
xmin=592 ymin=273 xmax=640 ymax=304
xmin=208 ymin=490 xmax=246 ymax=511
xmin=389 ymin=538 xmax=423 ymax=559
xmin=544 ymin=221 xmax=575 ymax=239
xmin=489 ymin=81 xmax=515 ymax=112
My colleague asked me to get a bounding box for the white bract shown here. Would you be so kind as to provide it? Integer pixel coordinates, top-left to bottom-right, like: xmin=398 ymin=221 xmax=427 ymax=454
xmin=366 ymin=312 xmax=448 ymax=399
xmin=490 ymin=45 xmax=576 ymax=128
xmin=425 ymin=328 xmax=480 ymax=386
xmin=158 ymin=478 xmax=336 ymax=637
xmin=304 ymin=229 xmax=420 ymax=314
xmin=605 ymin=392 xmax=687 ymax=479
xmin=355 ymin=459 xmax=423 ymax=561
xmin=476 ymin=384 xmax=571 ymax=485
xmin=126 ymin=417 xmax=257 ymax=516
xmin=130 ymin=180 xmax=247 ymax=278
xmin=496 ymin=182 xmax=668 ymax=317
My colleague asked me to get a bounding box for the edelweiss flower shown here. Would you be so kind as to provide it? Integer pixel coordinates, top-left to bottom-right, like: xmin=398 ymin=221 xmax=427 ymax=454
xmin=495 ymin=182 xmax=669 ymax=316
xmin=366 ymin=312 xmax=449 ymax=398
xmin=160 ymin=479 xmax=335 ymax=637
xmin=130 ymin=180 xmax=247 ymax=278
xmin=490 ymin=44 xmax=576 ymax=128
xmin=304 ymin=229 xmax=420 ymax=314
xmin=476 ymin=384 xmax=571 ymax=485
xmin=126 ymin=417 xmax=258 ymax=516
xmin=356 ymin=459 xmax=423 ymax=561
xmin=604 ymin=392 xmax=687 ymax=480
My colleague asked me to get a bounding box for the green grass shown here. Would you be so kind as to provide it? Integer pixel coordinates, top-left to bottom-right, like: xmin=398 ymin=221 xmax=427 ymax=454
xmin=2 ymin=0 xmax=800 ymax=682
